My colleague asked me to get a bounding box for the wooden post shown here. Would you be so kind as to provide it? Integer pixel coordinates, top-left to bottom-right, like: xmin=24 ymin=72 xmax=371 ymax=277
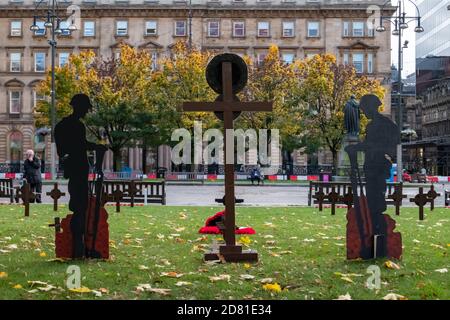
xmin=313 ymin=187 xmax=326 ymax=212
xmin=21 ymin=182 xmax=32 ymax=217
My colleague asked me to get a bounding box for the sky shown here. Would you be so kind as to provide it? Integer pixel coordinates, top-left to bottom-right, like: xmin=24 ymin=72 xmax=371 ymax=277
xmin=390 ymin=1 xmax=418 ymax=77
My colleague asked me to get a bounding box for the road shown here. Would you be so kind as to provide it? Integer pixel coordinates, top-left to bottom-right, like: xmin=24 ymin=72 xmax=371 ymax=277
xmin=7 ymin=183 xmax=447 ymax=207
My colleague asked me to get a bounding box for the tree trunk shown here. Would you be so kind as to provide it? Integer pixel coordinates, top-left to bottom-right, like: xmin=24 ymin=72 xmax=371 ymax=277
xmin=112 ymin=148 xmax=122 ymax=172
xmin=142 ymin=145 xmax=147 ymax=174
xmin=331 ymin=149 xmax=338 ymax=177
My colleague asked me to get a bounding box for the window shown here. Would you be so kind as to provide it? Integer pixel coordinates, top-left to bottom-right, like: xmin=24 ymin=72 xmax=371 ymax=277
xmin=256 ymin=53 xmax=266 ymax=66
xmin=84 ymin=21 xmax=95 ymax=37
xmin=116 ymin=21 xmax=128 ymax=36
xmin=151 ymin=52 xmax=158 ymax=70
xmin=10 ymin=20 xmax=22 ymax=36
xmin=34 ymin=52 xmax=46 ymax=72
xmin=282 ymin=53 xmax=295 ymax=65
xmin=367 ymin=22 xmax=375 ymax=37
xmin=353 ymin=53 xmax=364 ymax=73
xmin=34 ymin=21 xmax=46 ymax=36
xmin=208 ymin=21 xmax=220 ymax=37
xmin=352 ymin=21 xmax=364 ymax=37
xmin=306 ymin=52 xmax=319 ymax=59
xmin=9 ymin=131 xmax=23 ymax=163
xmin=33 ymin=91 xmax=45 ymax=109
xmin=367 ymin=53 xmax=374 ymax=74
xmin=233 ymin=21 xmax=245 ymax=37
xmin=343 ymin=21 xmax=350 ymax=37
xmin=174 ymin=21 xmax=186 ymax=36
xmin=59 ymin=52 xmax=70 ymax=67
xmin=145 ymin=20 xmax=157 ymax=36
xmin=10 ymin=53 xmax=21 ymax=72
xmin=257 ymin=21 xmax=270 ymax=37
xmin=9 ymin=92 xmax=21 ymax=114
xmin=59 ymin=20 xmax=71 ymax=36
xmin=343 ymin=53 xmax=349 ymax=66
xmin=307 ymin=21 xmax=319 ymax=37
xmin=282 ymin=21 xmax=294 ymax=37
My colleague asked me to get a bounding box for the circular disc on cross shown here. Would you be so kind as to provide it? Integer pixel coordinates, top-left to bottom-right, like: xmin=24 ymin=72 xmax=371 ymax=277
xmin=206 ymin=53 xmax=248 ymax=121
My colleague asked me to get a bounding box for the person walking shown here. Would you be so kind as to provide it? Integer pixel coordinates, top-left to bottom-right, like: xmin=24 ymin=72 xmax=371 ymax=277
xmin=23 ymin=149 xmax=42 ymax=203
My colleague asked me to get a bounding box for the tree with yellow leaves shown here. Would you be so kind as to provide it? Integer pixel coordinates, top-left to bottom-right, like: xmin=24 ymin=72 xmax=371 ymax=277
xmin=36 ymin=45 xmax=158 ymax=171
xmin=238 ymin=45 xmax=303 ymax=169
xmin=296 ymin=54 xmax=385 ymax=174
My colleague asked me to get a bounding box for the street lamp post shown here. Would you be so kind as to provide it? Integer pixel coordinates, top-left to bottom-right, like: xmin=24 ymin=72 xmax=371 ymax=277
xmin=376 ymin=0 xmax=424 ymax=182
xmin=30 ymin=1 xmax=77 ymax=180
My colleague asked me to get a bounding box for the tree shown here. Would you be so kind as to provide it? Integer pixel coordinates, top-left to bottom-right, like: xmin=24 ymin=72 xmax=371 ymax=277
xmin=296 ymin=54 xmax=385 ymax=174
xmin=238 ymin=46 xmax=303 ymax=168
xmin=36 ymin=45 xmax=158 ymax=171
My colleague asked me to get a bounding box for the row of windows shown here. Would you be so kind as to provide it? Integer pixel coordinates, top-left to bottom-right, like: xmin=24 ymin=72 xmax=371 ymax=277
xmin=4 ymin=49 xmax=375 ymax=74
xmin=6 ymin=52 xmax=70 ymax=73
xmin=3 ymin=90 xmax=44 ymax=115
xmin=7 ymin=19 xmax=375 ymax=38
xmin=6 ymin=0 xmax=327 ymax=4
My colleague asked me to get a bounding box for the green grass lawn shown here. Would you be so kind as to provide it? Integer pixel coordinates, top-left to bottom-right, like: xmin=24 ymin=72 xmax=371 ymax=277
xmin=0 ymin=204 xmax=448 ymax=300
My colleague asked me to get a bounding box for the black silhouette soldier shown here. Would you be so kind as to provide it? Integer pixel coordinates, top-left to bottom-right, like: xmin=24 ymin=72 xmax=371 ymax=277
xmin=345 ymin=94 xmax=400 ymax=257
xmin=54 ymin=94 xmax=107 ymax=259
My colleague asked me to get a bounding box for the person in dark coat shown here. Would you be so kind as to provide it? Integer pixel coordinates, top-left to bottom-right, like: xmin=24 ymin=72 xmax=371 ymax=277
xmin=23 ymin=149 xmax=42 ymax=203
xmin=344 ymin=95 xmax=360 ymax=137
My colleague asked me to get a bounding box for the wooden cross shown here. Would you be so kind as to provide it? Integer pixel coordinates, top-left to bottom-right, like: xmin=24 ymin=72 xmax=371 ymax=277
xmin=341 ymin=187 xmax=353 ymax=209
xmin=110 ymin=187 xmax=124 ymax=213
xmin=426 ymin=185 xmax=440 ymax=211
xmin=388 ymin=185 xmax=406 ymax=216
xmin=328 ymin=187 xmax=340 ymax=216
xmin=19 ymin=182 xmax=34 ymax=217
xmin=313 ymin=187 xmax=326 ymax=211
xmin=46 ymin=183 xmax=66 ymax=212
xmin=183 ymin=55 xmax=272 ymax=262
xmin=410 ymin=187 xmax=429 ymax=221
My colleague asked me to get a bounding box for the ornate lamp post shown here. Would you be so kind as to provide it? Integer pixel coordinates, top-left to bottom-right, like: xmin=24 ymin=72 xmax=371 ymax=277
xmin=376 ymin=0 xmax=423 ymax=182
xmin=30 ymin=1 xmax=77 ymax=180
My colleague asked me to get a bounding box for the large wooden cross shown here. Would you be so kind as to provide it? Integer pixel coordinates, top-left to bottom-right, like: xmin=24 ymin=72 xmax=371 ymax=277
xmin=183 ymin=55 xmax=272 ymax=262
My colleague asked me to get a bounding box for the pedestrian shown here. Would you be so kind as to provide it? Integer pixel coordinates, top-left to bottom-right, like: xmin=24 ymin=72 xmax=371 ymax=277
xmin=23 ymin=149 xmax=42 ymax=203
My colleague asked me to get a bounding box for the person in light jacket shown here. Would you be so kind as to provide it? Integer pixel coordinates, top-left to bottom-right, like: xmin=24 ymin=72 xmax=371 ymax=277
xmin=23 ymin=149 xmax=42 ymax=203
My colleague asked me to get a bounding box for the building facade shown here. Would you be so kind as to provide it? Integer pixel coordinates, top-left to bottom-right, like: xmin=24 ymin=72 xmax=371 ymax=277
xmin=416 ymin=0 xmax=450 ymax=58
xmin=404 ymin=56 xmax=450 ymax=175
xmin=0 ymin=0 xmax=394 ymax=173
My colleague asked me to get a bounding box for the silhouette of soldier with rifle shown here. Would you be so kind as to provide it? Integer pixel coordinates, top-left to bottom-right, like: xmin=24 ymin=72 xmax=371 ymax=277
xmin=345 ymin=94 xmax=400 ymax=258
xmin=55 ymin=94 xmax=107 ymax=259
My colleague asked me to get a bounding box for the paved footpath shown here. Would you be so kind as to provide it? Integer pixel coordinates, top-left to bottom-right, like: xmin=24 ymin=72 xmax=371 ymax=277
xmin=8 ymin=183 xmax=447 ymax=207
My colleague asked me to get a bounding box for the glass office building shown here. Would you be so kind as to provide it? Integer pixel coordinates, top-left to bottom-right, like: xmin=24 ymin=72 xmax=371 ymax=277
xmin=416 ymin=0 xmax=450 ymax=58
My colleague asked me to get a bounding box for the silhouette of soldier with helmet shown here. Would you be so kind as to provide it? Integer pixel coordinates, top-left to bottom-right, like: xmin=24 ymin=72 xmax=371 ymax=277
xmin=55 ymin=94 xmax=107 ymax=258
xmin=345 ymin=94 xmax=400 ymax=257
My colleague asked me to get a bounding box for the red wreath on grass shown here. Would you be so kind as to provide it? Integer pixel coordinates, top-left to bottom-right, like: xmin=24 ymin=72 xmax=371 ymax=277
xmin=198 ymin=210 xmax=256 ymax=235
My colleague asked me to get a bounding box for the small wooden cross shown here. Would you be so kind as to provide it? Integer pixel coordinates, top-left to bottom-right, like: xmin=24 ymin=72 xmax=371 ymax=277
xmin=388 ymin=185 xmax=406 ymax=216
xmin=328 ymin=187 xmax=340 ymax=216
xmin=313 ymin=187 xmax=326 ymax=211
xmin=110 ymin=187 xmax=124 ymax=213
xmin=341 ymin=187 xmax=353 ymax=209
xmin=46 ymin=183 xmax=66 ymax=212
xmin=183 ymin=54 xmax=273 ymax=262
xmin=410 ymin=187 xmax=429 ymax=221
xmin=426 ymin=185 xmax=440 ymax=211
xmin=20 ymin=182 xmax=34 ymax=217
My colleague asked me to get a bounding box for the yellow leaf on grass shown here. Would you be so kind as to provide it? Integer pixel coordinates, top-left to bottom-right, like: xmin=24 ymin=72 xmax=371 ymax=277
xmin=13 ymin=284 xmax=22 ymax=289
xmin=244 ymin=263 xmax=251 ymax=269
xmin=39 ymin=252 xmax=47 ymax=257
xmin=161 ymin=272 xmax=183 ymax=278
xmin=70 ymin=286 xmax=91 ymax=293
xmin=209 ymin=274 xmax=231 ymax=282
xmin=340 ymin=277 xmax=354 ymax=283
xmin=384 ymin=260 xmax=401 ymax=270
xmin=0 ymin=272 xmax=8 ymax=279
xmin=262 ymin=283 xmax=282 ymax=293
xmin=238 ymin=236 xmax=251 ymax=246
